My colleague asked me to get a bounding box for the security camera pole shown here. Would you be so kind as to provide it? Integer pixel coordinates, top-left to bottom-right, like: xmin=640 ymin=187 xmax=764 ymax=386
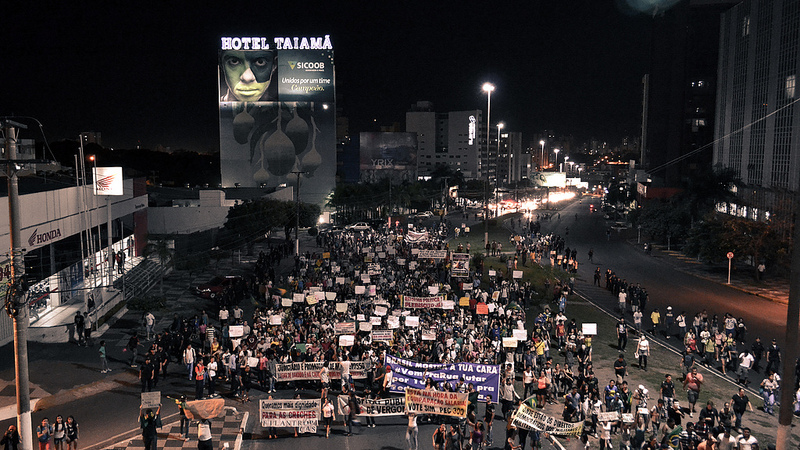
xmin=3 ymin=120 xmax=33 ymax=450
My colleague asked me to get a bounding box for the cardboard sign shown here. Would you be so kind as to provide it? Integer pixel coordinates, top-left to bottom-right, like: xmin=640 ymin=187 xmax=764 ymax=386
xmin=387 ymin=317 xmax=400 ymax=329
xmin=512 ymin=329 xmax=527 ymax=341
xmin=336 ymin=303 xmax=348 ymax=313
xmin=476 ymin=303 xmax=489 ymax=315
xmin=306 ymin=294 xmax=318 ymax=305
xmin=339 ymin=335 xmax=355 ymax=346
xmin=503 ymin=337 xmax=518 ymax=348
xmin=369 ymin=285 xmax=377 ymax=296
xmin=375 ymin=305 xmax=388 ymax=316
xmin=336 ymin=277 xmax=345 ymax=285
xmin=405 ymin=316 xmax=420 ymax=327
xmin=335 ymin=321 xmax=356 ymax=334
xmin=281 ymin=298 xmax=293 ymax=308
xmin=359 ymin=322 xmax=373 ymax=332
xmin=325 ymin=291 xmax=337 ymax=301
xmin=355 ymin=285 xmax=366 ymax=295
xmin=428 ymin=285 xmax=439 ymax=295
xmin=357 ymin=314 xmax=366 ymax=322
xmin=314 ymin=291 xmax=325 ymax=301
xmin=442 ymin=300 xmax=455 ymax=310
xmin=513 ymin=270 xmax=523 ymax=279
xmin=370 ymin=316 xmax=382 ymax=325
xmin=422 ymin=329 xmax=436 ymax=340
xmin=582 ymin=323 xmax=598 ymax=336
xmin=269 ymin=315 xmax=282 ymax=325
xmin=229 ymin=325 xmax=244 ymax=338
xmin=488 ymin=270 xmax=496 ymax=277
xmin=293 ymin=293 xmax=304 ymax=303
xmin=141 ymin=391 xmax=161 ymax=409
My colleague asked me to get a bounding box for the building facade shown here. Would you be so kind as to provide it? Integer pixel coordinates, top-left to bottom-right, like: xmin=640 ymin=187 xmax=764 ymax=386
xmin=715 ymin=0 xmax=800 ymax=221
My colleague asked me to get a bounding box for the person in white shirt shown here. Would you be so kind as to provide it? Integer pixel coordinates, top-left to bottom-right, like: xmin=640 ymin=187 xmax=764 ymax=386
xmin=340 ymin=354 xmax=352 ymax=393
xmin=636 ymin=335 xmax=650 ymax=371
xmin=736 ymin=428 xmax=757 ymax=450
xmin=405 ymin=412 xmax=418 ymax=450
xmin=196 ymin=418 xmax=212 ymax=450
xmin=736 ymin=350 xmax=755 ymax=385
xmin=716 ymin=428 xmax=737 ymax=450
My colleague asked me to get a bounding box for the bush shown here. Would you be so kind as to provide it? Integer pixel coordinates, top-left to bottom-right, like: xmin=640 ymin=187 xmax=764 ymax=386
xmin=127 ymin=295 xmax=167 ymax=311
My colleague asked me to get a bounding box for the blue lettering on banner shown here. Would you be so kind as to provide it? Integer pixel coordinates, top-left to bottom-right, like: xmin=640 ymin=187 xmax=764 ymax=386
xmin=384 ymin=355 xmax=501 ymax=403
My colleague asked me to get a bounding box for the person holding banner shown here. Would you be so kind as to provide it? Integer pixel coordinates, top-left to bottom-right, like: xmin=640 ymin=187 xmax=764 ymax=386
xmin=138 ymin=404 xmax=162 ymax=450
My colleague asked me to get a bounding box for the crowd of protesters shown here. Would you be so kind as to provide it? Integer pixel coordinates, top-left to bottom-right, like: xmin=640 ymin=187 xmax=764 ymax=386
xmin=119 ymin=212 xmax=800 ymax=450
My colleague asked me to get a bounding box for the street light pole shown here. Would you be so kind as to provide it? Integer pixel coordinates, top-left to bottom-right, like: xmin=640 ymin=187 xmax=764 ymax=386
xmin=482 ymin=82 xmax=494 ymax=256
xmin=553 ymin=148 xmax=560 ymax=172
xmin=496 ymin=122 xmax=504 ymax=219
xmin=3 ymin=120 xmax=33 ymax=450
xmin=291 ymin=170 xmax=307 ymax=257
xmin=539 ymin=140 xmax=545 ymax=170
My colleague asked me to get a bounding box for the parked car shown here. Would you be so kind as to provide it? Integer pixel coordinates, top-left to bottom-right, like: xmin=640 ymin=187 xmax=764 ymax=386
xmin=413 ymin=211 xmax=434 ymax=219
xmin=193 ymin=275 xmax=242 ymax=299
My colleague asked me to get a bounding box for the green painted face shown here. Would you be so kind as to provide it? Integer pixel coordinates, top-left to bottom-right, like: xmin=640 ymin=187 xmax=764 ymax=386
xmin=222 ymin=50 xmax=274 ymax=102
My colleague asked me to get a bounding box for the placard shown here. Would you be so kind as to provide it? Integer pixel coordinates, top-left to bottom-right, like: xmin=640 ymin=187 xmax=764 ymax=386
xmin=582 ymin=323 xmax=598 ymax=336
xmin=503 ymin=337 xmax=518 ymax=348
xmin=361 ymin=274 xmax=370 ymax=284
xmin=512 ymin=329 xmax=527 ymax=341
xmin=372 ymin=329 xmax=393 ymax=343
xmin=269 ymin=315 xmax=282 ymax=325
xmin=293 ymin=293 xmax=304 ymax=303
xmin=397 ymin=258 xmax=406 ymax=266
xmin=411 ymin=248 xmax=420 ymax=255
xmin=492 ymin=291 xmax=500 ymax=301
xmin=338 ymin=394 xmax=405 ymax=416
xmin=375 ymin=305 xmax=388 ymax=316
xmin=476 ymin=303 xmax=489 ymax=315
xmin=385 ymin=355 xmax=500 ymax=403
xmin=488 ymin=270 xmax=496 ymax=277
xmin=513 ymin=270 xmax=523 ymax=279
xmin=418 ymin=249 xmax=448 ymax=259
xmin=421 ymin=329 xmax=436 ymax=340
xmin=370 ymin=316 xmax=382 ymax=325
xmin=359 ymin=322 xmax=373 ymax=332
xmin=387 ymin=317 xmax=400 ymax=329
xmin=141 ymin=391 xmax=161 ymax=409
xmin=229 ymin=325 xmax=244 ymax=338
xmin=450 ymin=253 xmax=470 ymax=278
xmin=335 ymin=321 xmax=356 ymax=334
xmin=428 ymin=285 xmax=439 ymax=295
xmin=442 ymin=300 xmax=454 ymax=310
xmin=260 ymin=398 xmax=321 ymax=429
xmin=339 ymin=335 xmax=355 ymax=346
xmin=357 ymin=314 xmax=366 ymax=322
xmin=336 ymin=277 xmax=345 ymax=285
xmin=314 ymin=291 xmax=325 ymax=301
xmin=459 ymin=297 xmax=470 ymax=306
xmin=336 ymin=303 xmax=348 ymax=313
xmin=355 ymin=285 xmax=366 ymax=295
xmin=322 ymin=252 xmax=330 ymax=259
xmin=378 ymin=252 xmax=386 ymax=259
xmin=325 ymin=291 xmax=337 ymax=301
xmin=281 ymin=298 xmax=293 ymax=307
xmin=368 ymin=285 xmax=377 ymax=296
xmin=404 ymin=316 xmax=419 ymax=327
xmin=306 ymin=294 xmax=318 ymax=305
xmin=404 ymin=387 xmax=468 ymax=418
xmin=248 ymin=357 xmax=259 ymax=367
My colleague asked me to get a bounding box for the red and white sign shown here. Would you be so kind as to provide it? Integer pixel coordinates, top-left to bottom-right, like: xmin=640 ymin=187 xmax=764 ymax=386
xmin=93 ymin=167 xmax=124 ymax=196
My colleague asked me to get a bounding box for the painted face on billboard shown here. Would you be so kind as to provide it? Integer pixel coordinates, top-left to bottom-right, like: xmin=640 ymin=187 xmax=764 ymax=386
xmin=221 ymin=50 xmax=275 ymax=102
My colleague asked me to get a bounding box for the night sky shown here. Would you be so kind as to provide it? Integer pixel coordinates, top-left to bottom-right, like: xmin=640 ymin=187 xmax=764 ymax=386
xmin=2 ymin=1 xmax=663 ymax=152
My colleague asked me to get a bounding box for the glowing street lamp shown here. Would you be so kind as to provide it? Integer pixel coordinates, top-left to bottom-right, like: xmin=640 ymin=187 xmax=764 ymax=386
xmin=539 ymin=140 xmax=545 ymax=170
xmin=553 ymin=148 xmax=560 ymax=172
xmin=482 ymin=82 xmax=495 ymax=255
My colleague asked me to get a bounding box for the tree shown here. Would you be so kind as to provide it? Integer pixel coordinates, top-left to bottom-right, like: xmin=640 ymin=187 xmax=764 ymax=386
xmin=142 ymin=237 xmax=173 ymax=296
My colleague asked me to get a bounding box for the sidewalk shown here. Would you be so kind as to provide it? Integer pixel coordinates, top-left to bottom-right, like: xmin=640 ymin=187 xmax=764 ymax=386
xmin=653 ymin=244 xmax=790 ymax=304
xmin=105 ymin=409 xmax=247 ymax=450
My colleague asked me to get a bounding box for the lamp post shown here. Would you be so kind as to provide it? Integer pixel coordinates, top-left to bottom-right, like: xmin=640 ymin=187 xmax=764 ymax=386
xmin=563 ymin=155 xmax=569 ymax=174
xmin=539 ymin=140 xmax=545 ymax=170
xmin=496 ymin=122 xmax=504 ymax=218
xmin=482 ymin=82 xmax=494 ymax=256
xmin=553 ymin=148 xmax=560 ymax=172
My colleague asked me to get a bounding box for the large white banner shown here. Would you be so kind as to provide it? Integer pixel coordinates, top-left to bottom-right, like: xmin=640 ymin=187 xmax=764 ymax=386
xmin=260 ymin=398 xmax=320 ymax=432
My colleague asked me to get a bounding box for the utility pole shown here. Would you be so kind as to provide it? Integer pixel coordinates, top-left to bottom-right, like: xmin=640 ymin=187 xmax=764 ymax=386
xmin=777 ymin=192 xmax=800 ymax=450
xmin=291 ymin=170 xmax=307 ymax=257
xmin=3 ymin=120 xmax=33 ymax=450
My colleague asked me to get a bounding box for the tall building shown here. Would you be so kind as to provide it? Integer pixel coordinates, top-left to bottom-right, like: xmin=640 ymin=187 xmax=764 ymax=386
xmin=642 ymin=0 xmax=738 ymax=187
xmin=715 ymin=0 xmax=800 ymax=221
xmin=406 ymin=102 xmax=485 ymax=179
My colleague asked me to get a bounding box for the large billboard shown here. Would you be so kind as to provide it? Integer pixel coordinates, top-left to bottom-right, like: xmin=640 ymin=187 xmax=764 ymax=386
xmin=530 ymin=171 xmax=566 ymax=188
xmin=359 ymin=132 xmax=417 ymax=183
xmin=218 ymin=36 xmax=335 ymax=206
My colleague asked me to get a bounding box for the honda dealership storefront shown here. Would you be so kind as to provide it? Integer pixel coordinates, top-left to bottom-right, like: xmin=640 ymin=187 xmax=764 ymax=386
xmin=0 ymin=176 xmax=148 ymax=345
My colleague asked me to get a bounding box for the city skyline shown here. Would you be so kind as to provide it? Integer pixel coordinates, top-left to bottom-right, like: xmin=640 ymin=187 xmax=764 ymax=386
xmin=4 ymin=1 xmax=669 ymax=152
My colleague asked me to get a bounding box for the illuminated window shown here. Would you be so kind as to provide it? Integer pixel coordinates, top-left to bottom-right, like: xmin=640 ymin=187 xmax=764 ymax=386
xmin=786 ymin=74 xmax=796 ymax=99
xmin=742 ymin=15 xmax=750 ymax=36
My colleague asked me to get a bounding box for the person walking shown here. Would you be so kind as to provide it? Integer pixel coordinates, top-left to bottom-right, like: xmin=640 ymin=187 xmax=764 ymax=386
xmin=406 ymin=411 xmax=419 ymax=450
xmin=321 ymin=397 xmax=335 ymax=438
xmin=99 ymin=340 xmax=111 ymax=373
xmin=683 ymin=367 xmax=703 ymax=416
xmin=144 ymin=311 xmax=156 ymax=341
xmin=36 ymin=418 xmax=52 ymax=450
xmin=760 ymin=372 xmax=779 ymax=415
xmin=64 ymin=417 xmax=78 ymax=450
xmin=636 ymin=335 xmax=650 ymax=370
xmin=139 ymin=405 xmax=162 ymax=450
xmin=74 ymin=312 xmax=85 ymax=346
xmin=730 ymin=388 xmax=753 ymax=430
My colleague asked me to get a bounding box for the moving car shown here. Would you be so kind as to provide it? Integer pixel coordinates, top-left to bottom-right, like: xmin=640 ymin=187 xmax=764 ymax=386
xmin=345 ymin=222 xmax=371 ymax=232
